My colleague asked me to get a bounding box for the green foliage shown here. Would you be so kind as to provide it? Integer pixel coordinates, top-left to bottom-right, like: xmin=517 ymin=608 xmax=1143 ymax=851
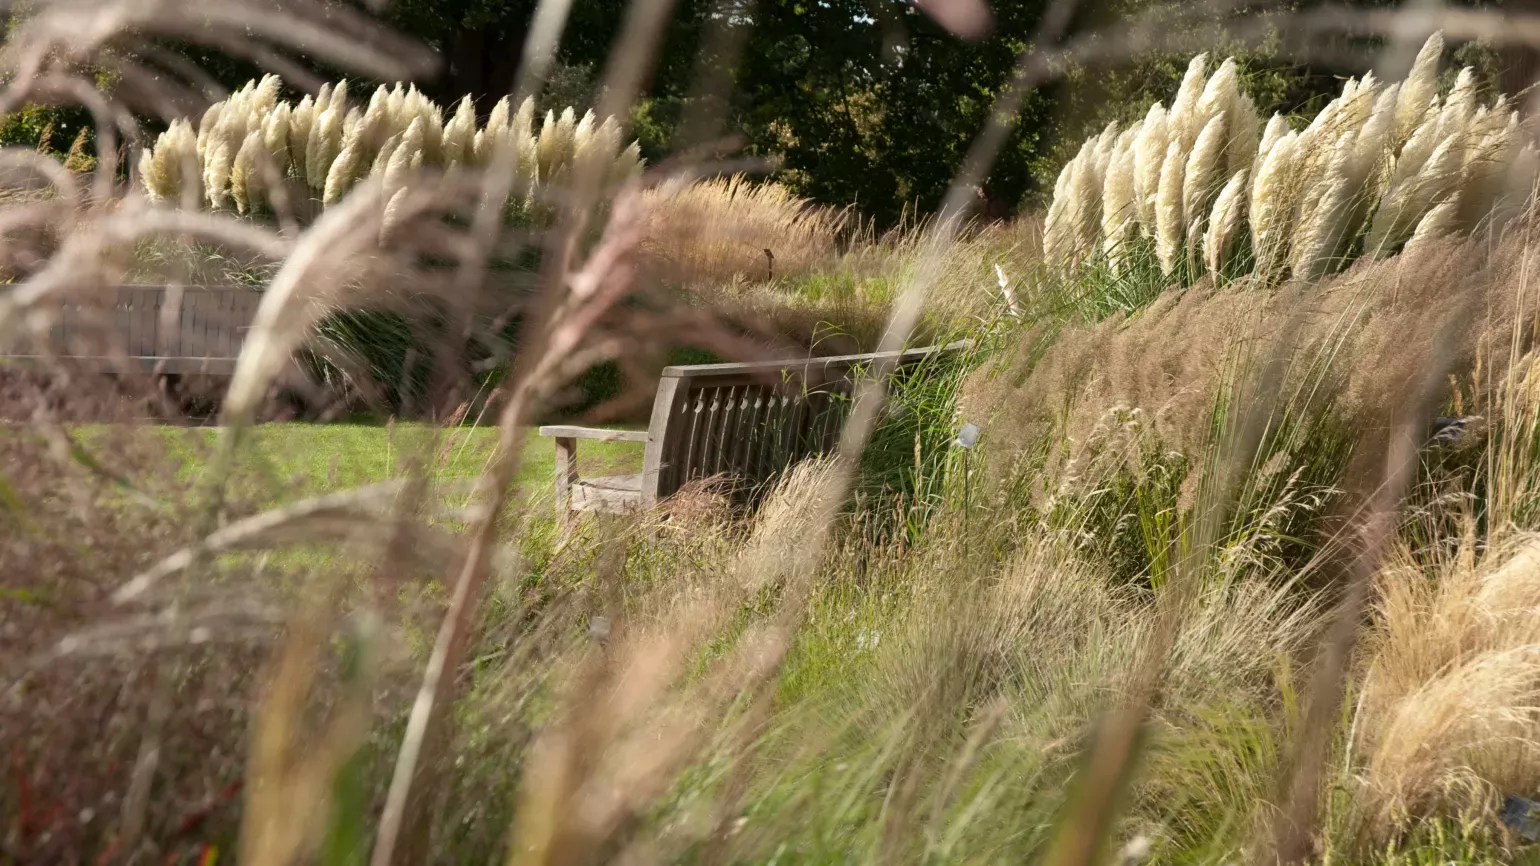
xmin=0 ymin=101 xmax=91 ymax=155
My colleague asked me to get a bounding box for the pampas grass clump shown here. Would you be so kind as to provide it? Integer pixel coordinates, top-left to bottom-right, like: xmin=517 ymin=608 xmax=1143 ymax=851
xmin=139 ymin=76 xmax=644 ymax=218
xmin=1042 ymin=31 xmax=1540 ymax=284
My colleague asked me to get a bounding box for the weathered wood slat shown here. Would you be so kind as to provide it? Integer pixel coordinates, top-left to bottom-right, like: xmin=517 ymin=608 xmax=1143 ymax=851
xmin=539 ymin=340 xmax=968 ymax=516
xmin=538 ymin=425 xmax=649 ymax=442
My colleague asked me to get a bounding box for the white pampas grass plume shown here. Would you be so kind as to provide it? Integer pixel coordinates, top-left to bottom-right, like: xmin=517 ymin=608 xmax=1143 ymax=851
xmin=1169 ymin=53 xmax=1208 ymax=151
xmin=1101 ymin=131 xmax=1138 ymax=273
xmin=306 ymin=107 xmax=343 ymax=189
xmin=1402 ymin=196 xmax=1460 ymax=256
xmin=1258 ymin=114 xmax=1289 ymax=165
xmin=203 ymin=137 xmax=233 ymax=209
xmin=142 ymin=119 xmax=199 ymax=204
xmin=1156 ymin=138 xmax=1186 ymax=275
xmin=1290 ymin=133 xmax=1355 ymax=280
xmin=514 ymin=96 xmax=535 ymax=141
xmin=1395 ymin=31 xmax=1443 ymax=144
xmin=1441 ymin=67 xmax=1477 ymax=134
xmin=253 ymin=73 xmax=281 ymax=115
xmin=196 ymin=102 xmax=224 ymax=160
xmin=441 ymin=95 xmax=476 ymax=169
xmin=1181 ymin=113 xmax=1227 ymax=241
xmin=487 ymin=96 xmax=512 ymax=136
xmin=1066 ymin=142 xmax=1104 ymax=268
xmin=381 ymin=187 xmax=411 ymax=239
xmin=262 ymin=103 xmax=291 ymax=174
xmin=324 ymin=136 xmax=367 ymax=206
xmin=1227 ymin=92 xmax=1260 ymax=175
xmin=1250 ymin=130 xmax=1300 ymax=278
xmin=1492 ymin=142 xmax=1540 ymax=234
xmin=1133 ymin=102 xmax=1169 ymax=228
xmin=1042 ymin=147 xmax=1082 ymax=270
xmin=381 ymin=117 xmax=424 ymax=198
xmin=1195 ymin=58 xmax=1238 ymax=127
xmin=1353 ymin=84 xmax=1399 ymax=182
xmin=288 ymin=94 xmax=315 ymax=171
xmin=229 ymin=130 xmax=264 ymax=214
xmin=538 ymin=107 xmax=579 ymax=181
xmin=1366 ymin=130 xmax=1464 ymax=255
xmin=610 ymin=140 xmax=642 ymax=187
xmin=329 ymin=79 xmax=349 ymax=114
xmin=1457 ymin=120 xmax=1516 ymax=231
xmin=1203 ymin=169 xmax=1248 ymax=276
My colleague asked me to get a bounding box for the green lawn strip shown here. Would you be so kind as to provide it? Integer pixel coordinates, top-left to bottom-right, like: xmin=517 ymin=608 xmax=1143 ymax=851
xmin=146 ymin=422 xmax=644 ymax=503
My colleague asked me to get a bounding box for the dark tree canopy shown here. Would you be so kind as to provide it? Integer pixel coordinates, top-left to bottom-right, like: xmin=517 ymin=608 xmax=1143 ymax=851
xmin=4 ymin=0 xmax=1516 ymax=227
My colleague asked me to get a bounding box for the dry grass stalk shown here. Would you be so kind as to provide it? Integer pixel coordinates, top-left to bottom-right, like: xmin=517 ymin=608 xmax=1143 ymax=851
xmin=636 ymin=173 xmax=848 ymax=286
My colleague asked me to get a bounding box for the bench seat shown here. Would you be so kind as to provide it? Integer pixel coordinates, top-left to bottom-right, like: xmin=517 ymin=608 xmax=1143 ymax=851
xmin=538 ymin=341 xmax=967 ymax=515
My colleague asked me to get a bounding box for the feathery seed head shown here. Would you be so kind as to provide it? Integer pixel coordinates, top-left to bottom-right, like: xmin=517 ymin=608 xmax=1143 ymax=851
xmin=1133 ymin=102 xmax=1170 ymax=229
xmin=1170 ymin=53 xmax=1209 ymax=150
xmin=1102 ymin=133 xmax=1138 ymax=273
xmin=1203 ymin=168 xmax=1248 ymax=276
xmin=230 ymin=129 xmax=264 ymax=214
xmin=1258 ymin=113 xmax=1289 ymax=164
xmin=288 ymin=95 xmax=315 ymax=170
xmin=1250 ymin=130 xmax=1300 ymax=278
xmin=1403 ymin=196 xmax=1460 ymax=254
xmin=1181 ymin=112 xmax=1228 ymax=242
xmin=1156 ymin=138 xmax=1187 ymax=274
xmin=1396 ymin=31 xmax=1444 ymax=144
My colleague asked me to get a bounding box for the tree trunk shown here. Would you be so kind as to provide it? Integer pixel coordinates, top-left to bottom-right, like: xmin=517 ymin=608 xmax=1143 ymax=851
xmin=439 ymin=25 xmax=525 ymax=116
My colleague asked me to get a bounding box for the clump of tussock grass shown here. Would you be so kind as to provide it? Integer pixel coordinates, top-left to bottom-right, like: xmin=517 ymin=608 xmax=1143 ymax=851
xmin=636 ymin=173 xmax=849 ymax=287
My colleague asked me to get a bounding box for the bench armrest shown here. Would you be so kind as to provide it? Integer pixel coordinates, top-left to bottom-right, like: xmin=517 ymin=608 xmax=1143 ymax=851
xmin=538 ymin=425 xmax=648 ymax=443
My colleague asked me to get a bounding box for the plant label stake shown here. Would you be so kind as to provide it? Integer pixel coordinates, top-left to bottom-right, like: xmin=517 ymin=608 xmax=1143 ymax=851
xmin=954 ymin=422 xmax=981 ymax=558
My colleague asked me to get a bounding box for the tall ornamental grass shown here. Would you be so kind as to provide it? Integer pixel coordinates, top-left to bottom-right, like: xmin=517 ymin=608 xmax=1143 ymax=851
xmin=1042 ymin=32 xmax=1540 ymax=285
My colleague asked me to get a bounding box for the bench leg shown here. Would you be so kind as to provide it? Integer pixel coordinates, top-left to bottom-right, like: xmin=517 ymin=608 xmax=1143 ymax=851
xmin=554 ymin=436 xmax=578 ymax=514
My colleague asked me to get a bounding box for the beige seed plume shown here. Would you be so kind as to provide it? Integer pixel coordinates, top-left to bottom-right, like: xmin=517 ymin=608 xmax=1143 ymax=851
xmin=1042 ymin=146 xmax=1083 ymax=270
xmin=441 ymin=96 xmax=476 ymax=169
xmin=1249 ymin=131 xmax=1300 ymax=279
xmin=1155 ymin=138 xmax=1186 ymax=275
xmin=306 ymin=106 xmax=343 ymax=189
xmin=142 ymin=118 xmax=198 ymax=204
xmin=1227 ymin=92 xmax=1260 ymax=175
xmin=203 ymin=138 xmax=233 ymax=209
xmin=610 ymin=141 xmax=643 ymax=187
xmin=1067 ymin=139 xmax=1107 ymax=268
xmin=1290 ymin=132 xmax=1354 ymax=280
xmin=196 ymin=102 xmax=223 ymax=161
xmin=1202 ymin=169 xmax=1248 ymax=276
xmin=1181 ymin=113 xmax=1227 ymax=243
xmin=229 ymin=130 xmax=264 ymax=214
xmin=1366 ymin=130 xmax=1464 ymax=255
xmin=1440 ymin=67 xmax=1477 ymax=136
xmin=1402 ymin=196 xmax=1460 ymax=254
xmin=1457 ymin=121 xmax=1516 ymax=231
xmin=288 ymin=94 xmax=315 ymax=171
xmin=1101 ymin=130 xmax=1138 ymax=274
xmin=1133 ymin=102 xmax=1169 ymax=229
xmin=1257 ymin=114 xmax=1289 ymax=166
xmin=1395 ymin=31 xmax=1443 ymax=145
xmin=1492 ymin=142 xmax=1540 ymax=234
xmin=262 ymin=103 xmax=291 ymax=174
xmin=1170 ymin=53 xmax=1208 ymax=151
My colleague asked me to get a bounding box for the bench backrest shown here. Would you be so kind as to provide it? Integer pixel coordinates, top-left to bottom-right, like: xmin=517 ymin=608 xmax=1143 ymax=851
xmin=639 ymin=341 xmax=967 ymax=504
xmin=0 ymin=285 xmax=262 ymax=374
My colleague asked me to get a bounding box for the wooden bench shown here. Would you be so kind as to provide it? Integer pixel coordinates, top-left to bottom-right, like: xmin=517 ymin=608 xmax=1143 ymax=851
xmin=0 ymin=284 xmax=261 ymax=375
xmin=538 ymin=342 xmax=967 ymax=513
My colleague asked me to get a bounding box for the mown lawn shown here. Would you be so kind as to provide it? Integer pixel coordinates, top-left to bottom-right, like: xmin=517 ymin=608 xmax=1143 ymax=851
xmin=78 ymin=421 xmax=646 ymax=507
